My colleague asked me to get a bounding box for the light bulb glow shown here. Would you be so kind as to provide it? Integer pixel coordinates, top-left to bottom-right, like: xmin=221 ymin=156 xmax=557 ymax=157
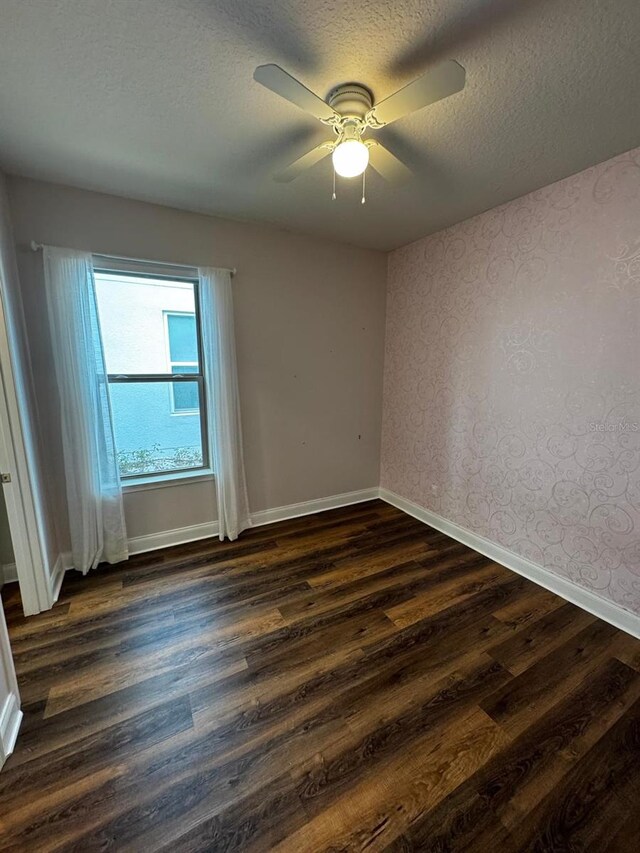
xmin=332 ymin=139 xmax=369 ymax=178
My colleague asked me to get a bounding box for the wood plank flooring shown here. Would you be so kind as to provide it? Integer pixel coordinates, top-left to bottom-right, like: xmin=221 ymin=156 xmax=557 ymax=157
xmin=2 ymin=499 xmax=640 ymax=851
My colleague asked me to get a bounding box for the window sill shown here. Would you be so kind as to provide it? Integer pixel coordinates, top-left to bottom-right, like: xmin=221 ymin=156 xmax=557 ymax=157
xmin=122 ymin=469 xmax=214 ymax=494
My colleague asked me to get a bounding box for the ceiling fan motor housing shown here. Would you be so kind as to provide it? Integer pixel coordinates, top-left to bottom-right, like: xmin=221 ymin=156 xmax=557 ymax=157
xmin=327 ymin=84 xmax=373 ymax=119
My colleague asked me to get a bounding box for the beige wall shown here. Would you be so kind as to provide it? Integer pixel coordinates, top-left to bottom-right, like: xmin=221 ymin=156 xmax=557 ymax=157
xmin=7 ymin=177 xmax=387 ymax=549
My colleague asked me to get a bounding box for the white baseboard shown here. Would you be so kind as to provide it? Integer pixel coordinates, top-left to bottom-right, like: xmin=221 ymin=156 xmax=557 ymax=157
xmin=56 ymin=487 xmax=380 ymax=570
xmin=127 ymin=521 xmax=220 ymax=556
xmin=0 ymin=692 xmax=23 ymax=768
xmin=129 ymin=487 xmax=379 ymax=551
xmin=379 ymin=487 xmax=640 ymax=640
xmin=50 ymin=552 xmax=72 ymax=603
xmin=1 ymin=562 xmax=17 ymax=585
xmin=250 ymin=488 xmax=379 ymax=528
xmin=38 ymin=485 xmax=640 ymax=639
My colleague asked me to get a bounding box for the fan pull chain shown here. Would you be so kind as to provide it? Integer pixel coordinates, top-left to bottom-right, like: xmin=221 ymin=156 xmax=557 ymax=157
xmin=332 ymin=168 xmax=336 ymax=201
xmin=361 ymin=170 xmax=366 ymax=205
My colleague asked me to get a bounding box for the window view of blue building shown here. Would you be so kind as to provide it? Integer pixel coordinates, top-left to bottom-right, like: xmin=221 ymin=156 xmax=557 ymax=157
xmin=167 ymin=313 xmax=199 ymax=412
xmin=94 ymin=272 xmax=207 ymax=478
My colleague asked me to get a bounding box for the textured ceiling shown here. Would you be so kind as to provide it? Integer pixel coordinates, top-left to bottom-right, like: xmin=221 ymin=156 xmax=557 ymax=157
xmin=1 ymin=0 xmax=639 ymax=251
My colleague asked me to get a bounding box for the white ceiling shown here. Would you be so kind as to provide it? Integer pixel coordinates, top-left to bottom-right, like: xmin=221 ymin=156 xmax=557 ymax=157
xmin=1 ymin=0 xmax=639 ymax=251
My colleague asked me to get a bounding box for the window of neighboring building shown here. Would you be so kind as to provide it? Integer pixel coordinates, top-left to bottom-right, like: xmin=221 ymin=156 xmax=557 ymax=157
xmin=93 ymin=267 xmax=208 ymax=480
xmin=165 ymin=312 xmax=199 ymax=414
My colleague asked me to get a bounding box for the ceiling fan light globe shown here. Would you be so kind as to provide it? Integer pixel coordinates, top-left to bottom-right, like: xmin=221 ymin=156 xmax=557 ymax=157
xmin=332 ymin=139 xmax=369 ymax=178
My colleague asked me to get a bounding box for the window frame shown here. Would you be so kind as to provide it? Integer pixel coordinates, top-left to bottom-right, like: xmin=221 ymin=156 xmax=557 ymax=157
xmin=93 ymin=263 xmax=210 ymax=482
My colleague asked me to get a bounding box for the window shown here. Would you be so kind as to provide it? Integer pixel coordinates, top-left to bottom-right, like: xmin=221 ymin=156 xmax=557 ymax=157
xmin=166 ymin=313 xmax=199 ymax=413
xmin=93 ymin=267 xmax=208 ymax=480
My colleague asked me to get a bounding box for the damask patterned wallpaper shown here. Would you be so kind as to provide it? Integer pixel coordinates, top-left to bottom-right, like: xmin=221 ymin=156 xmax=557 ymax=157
xmin=381 ymin=147 xmax=640 ymax=614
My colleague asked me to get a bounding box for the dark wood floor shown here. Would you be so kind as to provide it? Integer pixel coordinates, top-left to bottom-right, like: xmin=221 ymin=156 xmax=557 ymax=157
xmin=2 ymin=500 xmax=640 ymax=851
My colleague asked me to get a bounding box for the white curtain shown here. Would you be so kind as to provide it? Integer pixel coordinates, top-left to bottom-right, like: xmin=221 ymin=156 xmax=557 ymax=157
xmin=198 ymin=267 xmax=250 ymax=540
xmin=43 ymin=246 xmax=128 ymax=572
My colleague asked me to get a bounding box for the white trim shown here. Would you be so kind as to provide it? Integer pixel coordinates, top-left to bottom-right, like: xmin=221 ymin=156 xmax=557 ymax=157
xmin=0 ymin=592 xmax=21 ymax=768
xmin=44 ymin=486 xmax=640 ymax=643
xmin=0 ymin=692 xmax=22 ymax=768
xmin=90 ymin=253 xmax=235 ymax=280
xmin=251 ymin=488 xmax=379 ymax=528
xmin=50 ymin=552 xmax=72 ymax=603
xmin=58 ymin=487 xmax=380 ymax=569
xmin=93 ymin=268 xmax=197 ymax=288
xmin=379 ymin=488 xmax=640 ymax=640
xmin=123 ymin=469 xmax=214 ymax=493
xmin=0 ymin=282 xmax=50 ymax=615
xmin=124 ymin=487 xmax=379 ymax=553
xmin=127 ymin=521 xmax=220 ymax=556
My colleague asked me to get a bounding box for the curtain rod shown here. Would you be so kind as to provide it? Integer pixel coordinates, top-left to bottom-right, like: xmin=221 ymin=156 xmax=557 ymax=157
xmin=29 ymin=241 xmax=237 ymax=277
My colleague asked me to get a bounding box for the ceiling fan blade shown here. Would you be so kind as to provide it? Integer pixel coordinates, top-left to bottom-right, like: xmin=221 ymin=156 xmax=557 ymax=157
xmin=367 ymin=141 xmax=412 ymax=183
xmin=254 ymin=64 xmax=339 ymax=124
xmin=274 ymin=142 xmax=334 ymax=182
xmin=367 ymin=60 xmax=465 ymax=127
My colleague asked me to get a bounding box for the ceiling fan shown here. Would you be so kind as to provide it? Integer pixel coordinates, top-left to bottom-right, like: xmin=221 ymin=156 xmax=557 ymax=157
xmin=253 ymin=61 xmax=465 ymax=188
